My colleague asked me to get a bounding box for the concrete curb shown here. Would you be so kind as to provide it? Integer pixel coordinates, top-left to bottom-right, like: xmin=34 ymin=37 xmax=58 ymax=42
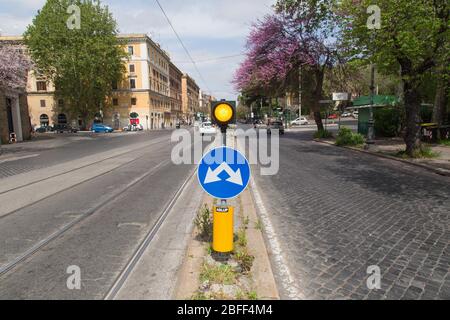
xmin=173 ymin=189 xmax=280 ymax=300
xmin=314 ymin=139 xmax=450 ymax=177
xmin=241 ymin=188 xmax=280 ymax=300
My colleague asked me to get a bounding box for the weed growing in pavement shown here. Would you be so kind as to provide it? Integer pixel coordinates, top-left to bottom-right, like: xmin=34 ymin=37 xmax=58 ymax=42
xmin=438 ymin=139 xmax=450 ymax=147
xmin=200 ymin=263 xmax=237 ymax=285
xmin=314 ymin=129 xmax=333 ymax=139
xmin=243 ymin=216 xmax=250 ymax=229
xmin=236 ymin=229 xmax=248 ymax=248
xmin=255 ymin=219 xmax=264 ymax=231
xmin=234 ymin=249 xmax=255 ymax=274
xmin=397 ymin=145 xmax=441 ymax=159
xmin=248 ymin=291 xmax=258 ymax=300
xmin=191 ymin=291 xmax=208 ymax=300
xmin=195 ymin=205 xmax=213 ymax=241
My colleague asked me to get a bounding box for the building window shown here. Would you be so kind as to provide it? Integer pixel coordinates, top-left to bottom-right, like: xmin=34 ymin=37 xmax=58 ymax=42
xmin=129 ymin=64 xmax=135 ymax=73
xmin=130 ymin=79 xmax=136 ymax=89
xmin=113 ymin=98 xmax=118 ymax=106
xmin=36 ymin=81 xmax=47 ymax=91
xmin=128 ymin=46 xmax=134 ymax=55
xmin=40 ymin=114 xmax=49 ymax=127
xmin=131 ymin=98 xmax=137 ymax=106
xmin=57 ymin=114 xmax=68 ymax=124
xmin=112 ymin=81 xmax=118 ymax=90
xmin=40 ymin=100 xmax=46 ymax=108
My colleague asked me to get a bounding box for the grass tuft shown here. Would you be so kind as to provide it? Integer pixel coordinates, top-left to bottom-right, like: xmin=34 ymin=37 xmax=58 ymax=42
xmin=396 ymin=145 xmax=441 ymax=159
xmin=200 ymin=263 xmax=237 ymax=285
xmin=194 ymin=205 xmax=213 ymax=241
xmin=314 ymin=129 xmax=333 ymax=139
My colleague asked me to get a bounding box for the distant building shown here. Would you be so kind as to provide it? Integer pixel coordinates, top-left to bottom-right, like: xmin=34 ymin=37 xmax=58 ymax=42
xmin=0 ymin=88 xmax=32 ymax=144
xmin=199 ymin=91 xmax=215 ymax=119
xmin=110 ymin=34 xmax=172 ymax=130
xmin=182 ymin=74 xmax=200 ymax=124
xmin=169 ymin=62 xmax=183 ymax=125
xmin=0 ymin=34 xmax=203 ymax=131
xmin=0 ymin=36 xmax=57 ymax=132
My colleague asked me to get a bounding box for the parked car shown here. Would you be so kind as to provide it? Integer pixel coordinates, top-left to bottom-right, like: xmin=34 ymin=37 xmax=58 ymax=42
xmin=328 ymin=114 xmax=338 ymax=120
xmin=267 ymin=121 xmax=285 ymax=135
xmin=92 ymin=123 xmax=114 ymax=133
xmin=35 ymin=126 xmax=52 ymax=133
xmin=199 ymin=122 xmax=217 ymax=136
xmin=341 ymin=112 xmax=352 ymax=118
xmin=291 ymin=117 xmax=309 ymax=126
xmin=54 ymin=124 xmax=78 ymax=133
xmin=352 ymin=111 xmax=359 ymax=118
xmin=176 ymin=123 xmax=181 ymax=129
xmin=123 ymin=124 xmax=144 ymax=132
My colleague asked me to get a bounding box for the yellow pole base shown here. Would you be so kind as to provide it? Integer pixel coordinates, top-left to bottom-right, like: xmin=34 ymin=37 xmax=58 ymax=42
xmin=212 ymin=205 xmax=234 ymax=253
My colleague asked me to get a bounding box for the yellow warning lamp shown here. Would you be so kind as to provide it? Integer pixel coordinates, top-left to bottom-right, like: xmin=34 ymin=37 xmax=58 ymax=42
xmin=211 ymin=101 xmax=236 ymax=130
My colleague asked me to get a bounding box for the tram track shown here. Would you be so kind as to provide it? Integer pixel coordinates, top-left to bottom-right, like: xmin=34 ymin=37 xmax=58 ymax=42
xmin=0 ymin=159 xmax=171 ymax=276
xmin=0 ymin=135 xmax=168 ymax=196
xmin=104 ymin=167 xmax=196 ymax=300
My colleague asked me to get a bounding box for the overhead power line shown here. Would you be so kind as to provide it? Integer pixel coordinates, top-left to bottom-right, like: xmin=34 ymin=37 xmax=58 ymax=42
xmin=154 ymin=0 xmax=212 ymax=95
xmin=173 ymin=54 xmax=245 ymax=64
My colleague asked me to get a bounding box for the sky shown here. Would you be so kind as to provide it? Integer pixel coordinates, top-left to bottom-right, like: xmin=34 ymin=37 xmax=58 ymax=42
xmin=0 ymin=0 xmax=275 ymax=100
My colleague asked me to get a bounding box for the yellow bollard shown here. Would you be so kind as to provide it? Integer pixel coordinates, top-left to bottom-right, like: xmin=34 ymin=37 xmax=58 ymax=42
xmin=212 ymin=205 xmax=234 ymax=253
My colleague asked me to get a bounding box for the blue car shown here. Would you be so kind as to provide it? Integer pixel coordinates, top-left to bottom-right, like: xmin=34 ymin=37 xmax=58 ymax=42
xmin=92 ymin=123 xmax=114 ymax=133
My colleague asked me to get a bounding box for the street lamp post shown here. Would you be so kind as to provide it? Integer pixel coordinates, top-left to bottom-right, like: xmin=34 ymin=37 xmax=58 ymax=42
xmin=367 ymin=63 xmax=376 ymax=144
xmin=299 ymin=64 xmax=303 ymax=119
xmin=367 ymin=24 xmax=378 ymax=145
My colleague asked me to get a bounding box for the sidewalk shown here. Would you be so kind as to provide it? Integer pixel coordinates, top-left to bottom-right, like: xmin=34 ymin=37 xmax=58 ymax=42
xmin=317 ymin=137 xmax=450 ymax=176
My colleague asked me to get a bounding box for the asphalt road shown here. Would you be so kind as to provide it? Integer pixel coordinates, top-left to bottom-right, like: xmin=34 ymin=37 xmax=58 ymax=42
xmin=0 ymin=129 xmax=207 ymax=299
xmin=1 ymin=125 xmax=448 ymax=300
xmin=0 ymin=131 xmax=172 ymax=178
xmin=252 ymin=128 xmax=449 ymax=300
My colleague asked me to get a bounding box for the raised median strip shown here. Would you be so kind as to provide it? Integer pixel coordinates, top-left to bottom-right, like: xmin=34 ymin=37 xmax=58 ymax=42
xmin=173 ymin=187 xmax=279 ymax=301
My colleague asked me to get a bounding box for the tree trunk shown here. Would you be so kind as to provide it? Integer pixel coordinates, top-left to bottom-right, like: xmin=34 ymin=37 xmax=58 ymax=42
xmin=313 ymin=66 xmax=325 ymax=132
xmin=313 ymin=110 xmax=324 ymax=131
xmin=403 ymin=78 xmax=422 ymax=156
xmin=432 ymin=67 xmax=449 ymax=140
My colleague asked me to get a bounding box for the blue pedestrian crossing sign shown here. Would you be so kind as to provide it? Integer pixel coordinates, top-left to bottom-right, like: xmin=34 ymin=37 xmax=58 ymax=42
xmin=198 ymin=147 xmax=251 ymax=199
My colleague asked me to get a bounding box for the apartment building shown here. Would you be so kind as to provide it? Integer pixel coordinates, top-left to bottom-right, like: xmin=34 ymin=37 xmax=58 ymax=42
xmin=199 ymin=91 xmax=216 ymax=118
xmin=109 ymin=34 xmax=172 ymax=130
xmin=182 ymin=73 xmax=200 ymax=124
xmin=0 ymin=36 xmax=60 ymax=131
xmin=169 ymin=62 xmax=183 ymax=125
xmin=1 ymin=34 xmax=201 ymax=131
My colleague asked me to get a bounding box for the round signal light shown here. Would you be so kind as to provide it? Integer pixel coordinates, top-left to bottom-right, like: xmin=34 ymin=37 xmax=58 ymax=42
xmin=214 ymin=103 xmax=234 ymax=124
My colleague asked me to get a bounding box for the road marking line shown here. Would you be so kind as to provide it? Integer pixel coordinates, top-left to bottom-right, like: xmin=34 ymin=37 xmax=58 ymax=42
xmin=249 ymin=177 xmax=303 ymax=300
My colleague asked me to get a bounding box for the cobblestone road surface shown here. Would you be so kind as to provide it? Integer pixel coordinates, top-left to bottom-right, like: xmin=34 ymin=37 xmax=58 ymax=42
xmin=253 ymin=130 xmax=449 ymax=300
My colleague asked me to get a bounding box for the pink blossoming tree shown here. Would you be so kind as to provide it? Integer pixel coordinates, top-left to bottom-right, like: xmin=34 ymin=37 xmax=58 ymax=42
xmin=0 ymin=45 xmax=32 ymax=92
xmin=234 ymin=2 xmax=342 ymax=131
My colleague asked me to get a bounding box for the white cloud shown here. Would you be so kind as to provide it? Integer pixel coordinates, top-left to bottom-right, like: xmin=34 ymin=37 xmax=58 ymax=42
xmin=0 ymin=0 xmax=276 ymax=99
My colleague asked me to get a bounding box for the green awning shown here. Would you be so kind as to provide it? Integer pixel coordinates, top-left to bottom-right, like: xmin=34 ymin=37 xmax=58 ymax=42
xmin=352 ymin=95 xmax=399 ymax=107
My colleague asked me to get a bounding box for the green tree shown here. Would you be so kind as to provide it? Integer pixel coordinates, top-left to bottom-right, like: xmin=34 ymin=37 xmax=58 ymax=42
xmin=275 ymin=0 xmax=344 ymax=131
xmin=340 ymin=0 xmax=449 ymax=156
xmin=24 ymin=0 xmax=127 ymax=129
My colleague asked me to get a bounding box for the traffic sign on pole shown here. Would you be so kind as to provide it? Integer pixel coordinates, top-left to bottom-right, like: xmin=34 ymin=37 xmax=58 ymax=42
xmin=198 ymin=147 xmax=251 ymax=200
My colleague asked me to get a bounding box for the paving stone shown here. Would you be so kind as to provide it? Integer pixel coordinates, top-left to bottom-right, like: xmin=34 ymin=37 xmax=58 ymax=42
xmin=253 ymin=133 xmax=450 ymax=300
